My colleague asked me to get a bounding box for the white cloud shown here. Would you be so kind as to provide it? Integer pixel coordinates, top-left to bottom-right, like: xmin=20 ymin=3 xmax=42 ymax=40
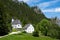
xmin=30 ymin=0 xmax=41 ymax=3
xmin=37 ymin=0 xmax=60 ymax=9
xmin=42 ymin=8 xmax=60 ymax=12
xmin=18 ymin=0 xmax=41 ymax=3
xmin=18 ymin=0 xmax=30 ymax=2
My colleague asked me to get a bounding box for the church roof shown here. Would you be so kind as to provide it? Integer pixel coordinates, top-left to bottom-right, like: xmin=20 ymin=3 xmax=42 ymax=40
xmin=12 ymin=19 xmax=21 ymax=25
xmin=23 ymin=24 xmax=33 ymax=30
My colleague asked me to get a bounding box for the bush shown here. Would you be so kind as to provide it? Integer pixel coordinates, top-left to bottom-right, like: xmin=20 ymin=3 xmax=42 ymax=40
xmin=37 ymin=19 xmax=60 ymax=39
xmin=0 ymin=26 xmax=9 ymax=36
xmin=32 ymin=31 xmax=39 ymax=37
xmin=37 ymin=19 xmax=51 ymax=36
xmin=47 ymin=24 xmax=60 ymax=39
xmin=22 ymin=31 xmax=27 ymax=33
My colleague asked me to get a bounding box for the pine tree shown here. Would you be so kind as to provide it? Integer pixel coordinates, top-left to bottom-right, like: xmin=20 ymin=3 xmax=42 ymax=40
xmin=0 ymin=4 xmax=11 ymax=36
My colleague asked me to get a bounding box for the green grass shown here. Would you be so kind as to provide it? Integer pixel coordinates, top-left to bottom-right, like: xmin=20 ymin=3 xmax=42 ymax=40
xmin=12 ymin=28 xmax=18 ymax=32
xmin=0 ymin=33 xmax=57 ymax=40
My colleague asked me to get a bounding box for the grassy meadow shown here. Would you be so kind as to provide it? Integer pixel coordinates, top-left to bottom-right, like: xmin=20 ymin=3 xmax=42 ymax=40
xmin=0 ymin=33 xmax=57 ymax=40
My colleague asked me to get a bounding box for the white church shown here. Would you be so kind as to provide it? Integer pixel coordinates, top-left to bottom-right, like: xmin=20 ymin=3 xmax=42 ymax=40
xmin=11 ymin=19 xmax=22 ymax=28
xmin=11 ymin=19 xmax=34 ymax=33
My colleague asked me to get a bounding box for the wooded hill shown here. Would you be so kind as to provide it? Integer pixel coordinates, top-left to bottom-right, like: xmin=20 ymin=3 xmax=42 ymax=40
xmin=0 ymin=0 xmax=46 ymax=26
xmin=0 ymin=0 xmax=60 ymax=39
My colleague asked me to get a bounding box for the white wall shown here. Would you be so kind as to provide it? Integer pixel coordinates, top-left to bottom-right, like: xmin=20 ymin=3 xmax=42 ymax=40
xmin=12 ymin=19 xmax=14 ymax=22
xmin=25 ymin=24 xmax=34 ymax=33
xmin=12 ymin=24 xmax=22 ymax=28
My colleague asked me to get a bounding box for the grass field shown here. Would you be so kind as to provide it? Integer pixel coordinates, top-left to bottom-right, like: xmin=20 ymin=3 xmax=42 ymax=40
xmin=0 ymin=33 xmax=57 ymax=40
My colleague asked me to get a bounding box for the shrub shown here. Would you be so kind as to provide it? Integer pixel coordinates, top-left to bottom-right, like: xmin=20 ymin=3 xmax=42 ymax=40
xmin=37 ymin=19 xmax=51 ymax=36
xmin=37 ymin=19 xmax=60 ymax=39
xmin=32 ymin=30 xmax=39 ymax=37
xmin=22 ymin=31 xmax=27 ymax=33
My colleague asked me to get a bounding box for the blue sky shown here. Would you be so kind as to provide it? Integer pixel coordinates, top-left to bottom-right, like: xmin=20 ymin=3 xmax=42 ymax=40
xmin=18 ymin=0 xmax=60 ymax=19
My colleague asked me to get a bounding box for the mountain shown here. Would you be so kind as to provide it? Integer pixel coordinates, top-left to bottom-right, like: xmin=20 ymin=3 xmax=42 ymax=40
xmin=51 ymin=17 xmax=60 ymax=26
xmin=0 ymin=0 xmax=46 ymax=26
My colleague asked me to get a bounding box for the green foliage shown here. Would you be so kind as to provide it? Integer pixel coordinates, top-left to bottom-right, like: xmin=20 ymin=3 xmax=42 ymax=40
xmin=0 ymin=2 xmax=12 ymax=36
xmin=0 ymin=34 xmax=57 ymax=40
xmin=0 ymin=0 xmax=60 ymax=39
xmin=47 ymin=24 xmax=60 ymax=39
xmin=37 ymin=19 xmax=60 ymax=39
xmin=22 ymin=31 xmax=27 ymax=33
xmin=37 ymin=19 xmax=51 ymax=36
xmin=0 ymin=0 xmax=46 ymax=26
xmin=32 ymin=24 xmax=39 ymax=37
xmin=0 ymin=0 xmax=46 ymax=36
xmin=32 ymin=30 xmax=39 ymax=37
xmin=12 ymin=28 xmax=17 ymax=32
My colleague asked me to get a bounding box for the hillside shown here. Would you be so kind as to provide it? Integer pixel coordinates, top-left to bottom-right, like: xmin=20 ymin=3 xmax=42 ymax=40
xmin=0 ymin=33 xmax=57 ymax=40
xmin=0 ymin=0 xmax=60 ymax=40
xmin=0 ymin=0 xmax=46 ymax=26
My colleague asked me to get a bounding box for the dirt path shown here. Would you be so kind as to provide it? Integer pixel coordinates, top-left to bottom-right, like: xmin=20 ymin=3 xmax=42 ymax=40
xmin=0 ymin=31 xmax=21 ymax=38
